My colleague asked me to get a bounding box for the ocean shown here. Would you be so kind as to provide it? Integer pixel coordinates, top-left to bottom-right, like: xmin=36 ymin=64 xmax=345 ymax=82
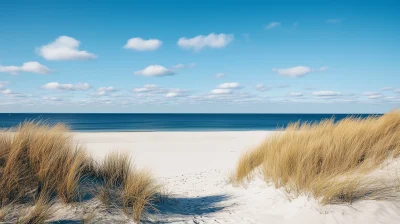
xmin=0 ymin=113 xmax=379 ymax=132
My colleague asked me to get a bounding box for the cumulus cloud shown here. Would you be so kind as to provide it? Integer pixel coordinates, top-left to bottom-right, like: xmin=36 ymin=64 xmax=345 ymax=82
xmin=394 ymin=89 xmax=400 ymax=93
xmin=363 ymin=92 xmax=384 ymax=99
xmin=132 ymin=84 xmax=188 ymax=100
xmin=132 ymin=84 xmax=159 ymax=93
xmin=0 ymin=62 xmax=51 ymax=75
xmin=92 ymin=87 xmax=118 ymax=96
xmin=266 ymin=22 xmax=281 ymax=29
xmin=165 ymin=89 xmax=186 ymax=98
xmin=134 ymin=65 xmax=175 ymax=77
xmin=0 ymin=89 xmax=12 ymax=95
xmin=273 ymin=66 xmax=327 ymax=78
xmin=177 ymin=33 xmax=234 ymax=51
xmin=313 ymin=91 xmax=342 ymax=97
xmin=368 ymin=94 xmax=384 ymax=99
xmin=166 ymin=92 xmax=179 ymax=97
xmin=210 ymin=82 xmax=241 ymax=95
xmin=124 ymin=37 xmax=162 ymax=51
xmin=210 ymin=89 xmax=232 ymax=94
xmin=37 ymin=36 xmax=96 ymax=61
xmin=42 ymin=82 xmax=91 ymax=91
xmin=217 ymin=82 xmax=241 ymax=89
xmin=43 ymin=96 xmax=63 ymax=102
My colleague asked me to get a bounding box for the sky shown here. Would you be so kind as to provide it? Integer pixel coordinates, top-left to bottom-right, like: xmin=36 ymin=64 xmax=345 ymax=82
xmin=0 ymin=0 xmax=399 ymax=113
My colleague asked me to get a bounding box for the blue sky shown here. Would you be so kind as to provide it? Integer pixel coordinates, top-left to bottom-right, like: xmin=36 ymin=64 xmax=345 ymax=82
xmin=0 ymin=0 xmax=399 ymax=113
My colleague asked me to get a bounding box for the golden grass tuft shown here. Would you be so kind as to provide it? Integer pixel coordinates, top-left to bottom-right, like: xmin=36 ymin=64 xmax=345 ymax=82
xmin=0 ymin=121 xmax=88 ymax=205
xmin=0 ymin=121 xmax=161 ymax=222
xmin=98 ymin=152 xmax=132 ymax=187
xmin=95 ymin=152 xmax=161 ymax=221
xmin=123 ymin=169 xmax=160 ymax=221
xmin=232 ymin=110 xmax=400 ymax=204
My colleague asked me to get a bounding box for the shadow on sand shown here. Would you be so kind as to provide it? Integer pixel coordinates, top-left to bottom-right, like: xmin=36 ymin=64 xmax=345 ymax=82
xmin=52 ymin=194 xmax=233 ymax=223
xmin=142 ymin=194 xmax=233 ymax=223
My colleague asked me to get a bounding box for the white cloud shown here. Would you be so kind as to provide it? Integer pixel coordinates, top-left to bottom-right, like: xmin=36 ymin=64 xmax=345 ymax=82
xmin=210 ymin=89 xmax=232 ymax=94
xmin=256 ymin=84 xmax=270 ymax=92
xmin=124 ymin=37 xmax=162 ymax=51
xmin=132 ymin=84 xmax=159 ymax=93
xmin=177 ymin=33 xmax=234 ymax=51
xmin=363 ymin=92 xmax=380 ymax=96
xmin=215 ymin=73 xmax=225 ymax=78
xmin=394 ymin=89 xmax=400 ymax=93
xmin=37 ymin=36 xmax=96 ymax=61
xmin=93 ymin=86 xmax=118 ymax=96
xmin=0 ymin=62 xmax=51 ymax=75
xmin=217 ymin=82 xmax=241 ymax=89
xmin=368 ymin=94 xmax=384 ymax=99
xmin=288 ymin=92 xmax=303 ymax=97
xmin=363 ymin=92 xmax=384 ymax=99
xmin=43 ymin=96 xmax=63 ymax=102
xmin=132 ymin=85 xmax=187 ymax=99
xmin=209 ymin=82 xmax=242 ymax=96
xmin=134 ymin=65 xmax=175 ymax=77
xmin=266 ymin=22 xmax=281 ymax=29
xmin=165 ymin=89 xmax=188 ymax=98
xmin=0 ymin=89 xmax=12 ymax=95
xmin=166 ymin=92 xmax=179 ymax=98
xmin=381 ymin=87 xmax=393 ymax=91
xmin=42 ymin=82 xmax=91 ymax=91
xmin=273 ymin=66 xmax=327 ymax=78
xmin=313 ymin=91 xmax=342 ymax=97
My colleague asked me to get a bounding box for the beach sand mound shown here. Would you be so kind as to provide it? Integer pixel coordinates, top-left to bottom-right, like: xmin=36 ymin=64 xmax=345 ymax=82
xmin=0 ymin=121 xmax=159 ymax=223
xmin=232 ymin=110 xmax=400 ymax=204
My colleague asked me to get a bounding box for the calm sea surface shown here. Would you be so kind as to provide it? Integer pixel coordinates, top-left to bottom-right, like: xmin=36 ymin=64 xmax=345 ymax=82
xmin=0 ymin=113 xmax=380 ymax=132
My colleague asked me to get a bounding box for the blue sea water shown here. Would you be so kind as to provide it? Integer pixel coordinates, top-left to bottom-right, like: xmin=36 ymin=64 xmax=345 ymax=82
xmin=0 ymin=113 xmax=380 ymax=132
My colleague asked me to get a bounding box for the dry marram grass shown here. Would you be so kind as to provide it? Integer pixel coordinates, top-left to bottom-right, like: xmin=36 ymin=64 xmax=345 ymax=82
xmin=232 ymin=110 xmax=400 ymax=204
xmin=0 ymin=121 xmax=160 ymax=222
xmin=95 ymin=152 xmax=161 ymax=221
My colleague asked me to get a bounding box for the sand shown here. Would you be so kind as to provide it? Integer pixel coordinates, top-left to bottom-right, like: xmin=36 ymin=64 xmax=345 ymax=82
xmin=66 ymin=131 xmax=400 ymax=224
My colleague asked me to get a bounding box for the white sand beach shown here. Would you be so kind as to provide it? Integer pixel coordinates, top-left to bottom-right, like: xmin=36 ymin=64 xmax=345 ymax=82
xmin=69 ymin=131 xmax=400 ymax=224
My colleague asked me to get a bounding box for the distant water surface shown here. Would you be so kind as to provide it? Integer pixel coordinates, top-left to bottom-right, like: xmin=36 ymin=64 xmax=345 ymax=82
xmin=0 ymin=113 xmax=380 ymax=132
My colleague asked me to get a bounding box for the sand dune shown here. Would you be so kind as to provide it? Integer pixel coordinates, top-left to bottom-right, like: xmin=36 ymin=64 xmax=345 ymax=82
xmin=72 ymin=131 xmax=400 ymax=224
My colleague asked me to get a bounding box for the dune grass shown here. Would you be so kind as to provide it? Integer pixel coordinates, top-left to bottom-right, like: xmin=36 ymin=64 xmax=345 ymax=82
xmin=95 ymin=152 xmax=161 ymax=220
xmin=231 ymin=110 xmax=400 ymax=204
xmin=0 ymin=121 xmax=160 ymax=222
